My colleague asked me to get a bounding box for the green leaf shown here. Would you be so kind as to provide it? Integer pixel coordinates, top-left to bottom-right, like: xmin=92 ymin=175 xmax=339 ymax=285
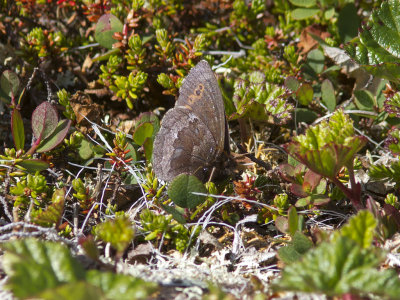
xmin=95 ymin=14 xmax=123 ymax=49
xmin=133 ymin=122 xmax=154 ymax=146
xmin=354 ymin=89 xmax=375 ymax=111
xmin=339 ymin=210 xmax=377 ymax=249
xmin=2 ymin=238 xmax=86 ymax=299
xmin=125 ymin=142 xmax=137 ymax=162
xmin=1 ymin=238 xmax=158 ymax=300
xmin=291 ymin=8 xmax=319 ymax=20
xmin=321 ymin=79 xmax=336 ymax=112
xmin=296 ymin=83 xmax=313 ymax=106
xmin=17 ymin=159 xmax=50 ymax=173
xmin=273 ymin=235 xmax=400 ymax=298
xmin=31 ymin=102 xmax=59 ymax=140
xmin=32 ymin=189 xmax=65 ymax=227
xmin=293 ymin=108 xmax=318 ymax=123
xmin=287 ymin=110 xmax=367 ymax=179
xmin=338 ymin=3 xmax=360 ymax=43
xmin=78 ymin=139 xmax=94 ymax=160
xmin=1 ymin=70 xmax=20 ymax=98
xmin=36 ymin=119 xmax=71 ymax=153
xmin=230 ymin=77 xmax=293 ymax=124
xmin=289 ymin=0 xmax=316 ymax=8
xmin=94 ymin=215 xmax=135 ymax=254
xmin=135 ymin=112 xmax=160 ymax=138
xmin=278 ymin=232 xmax=313 ymax=264
xmin=11 ymin=109 xmax=25 ymax=150
xmin=305 ymin=49 xmax=325 ymax=75
xmin=345 ymin=0 xmax=400 ymax=83
xmin=86 ymin=270 xmax=158 ymax=300
xmin=284 ymin=76 xmax=300 ymax=92
xmin=38 ymin=282 xmax=104 ymax=300
xmin=287 ymin=206 xmax=299 ymax=236
xmin=161 ymin=204 xmax=187 ymax=224
xmin=168 ymin=174 xmax=207 ymax=209
xmin=143 ymin=138 xmax=153 ymax=162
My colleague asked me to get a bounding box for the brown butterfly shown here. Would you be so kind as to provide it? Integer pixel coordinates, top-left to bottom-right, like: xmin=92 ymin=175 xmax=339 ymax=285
xmin=152 ymin=61 xmax=232 ymax=182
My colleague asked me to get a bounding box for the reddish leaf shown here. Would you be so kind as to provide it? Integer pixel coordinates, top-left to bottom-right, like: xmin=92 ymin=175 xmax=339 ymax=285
xmin=36 ymin=119 xmax=71 ymax=153
xmin=31 ymin=102 xmax=58 ymax=140
xmin=302 ymin=170 xmax=322 ymax=193
xmin=95 ymin=14 xmax=123 ymax=49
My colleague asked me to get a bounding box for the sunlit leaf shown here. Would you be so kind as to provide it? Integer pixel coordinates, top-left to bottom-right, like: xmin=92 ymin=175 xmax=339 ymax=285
xmin=95 ymin=14 xmax=123 ymax=49
xmin=11 ymin=109 xmax=25 ymax=150
xmin=31 ymin=102 xmax=59 ymax=140
xmin=168 ymin=174 xmax=207 ymax=208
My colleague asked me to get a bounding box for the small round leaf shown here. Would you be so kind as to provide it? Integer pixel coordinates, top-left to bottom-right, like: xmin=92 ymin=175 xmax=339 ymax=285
xmin=1 ymin=70 xmax=20 ymax=98
xmin=133 ymin=122 xmax=154 ymax=146
xmin=32 ymin=102 xmax=59 ymax=140
xmin=168 ymin=174 xmax=207 ymax=209
xmin=95 ymin=14 xmax=123 ymax=49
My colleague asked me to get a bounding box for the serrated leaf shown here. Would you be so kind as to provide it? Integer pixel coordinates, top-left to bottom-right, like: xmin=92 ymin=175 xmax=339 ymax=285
xmin=1 ymin=70 xmax=20 ymax=98
xmin=287 ymin=110 xmax=368 ymax=179
xmin=278 ymin=244 xmax=302 ymax=264
xmin=345 ymin=0 xmax=400 ymax=83
xmin=17 ymin=159 xmax=49 ymax=173
xmin=278 ymin=232 xmax=313 ymax=264
xmin=291 ymin=8 xmax=319 ymax=20
xmin=339 ymin=210 xmax=377 ymax=248
xmin=273 ymin=235 xmax=400 ymax=298
xmin=1 ymin=238 xmax=86 ymax=299
xmin=1 ymin=238 xmax=158 ymax=300
xmin=95 ymin=14 xmax=123 ymax=49
xmin=86 ymin=270 xmax=158 ymax=300
xmin=36 ymin=119 xmax=71 ymax=153
xmin=38 ymin=281 xmax=103 ymax=300
xmin=133 ymin=122 xmax=153 ymax=146
xmin=321 ymin=79 xmax=336 ymax=112
xmin=11 ymin=109 xmax=25 ymax=150
xmin=32 ymin=189 xmax=65 ymax=227
xmin=168 ymin=174 xmax=207 ymax=209
xmin=32 ymin=102 xmax=59 ymax=140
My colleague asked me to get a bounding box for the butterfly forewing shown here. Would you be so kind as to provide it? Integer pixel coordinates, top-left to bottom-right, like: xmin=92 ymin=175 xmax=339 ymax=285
xmin=176 ymin=61 xmax=226 ymax=152
xmin=153 ymin=60 xmax=228 ymax=182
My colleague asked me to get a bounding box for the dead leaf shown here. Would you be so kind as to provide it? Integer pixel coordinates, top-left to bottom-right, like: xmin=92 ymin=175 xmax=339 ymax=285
xmin=70 ymin=91 xmax=103 ymax=128
xmin=298 ymin=25 xmax=331 ymax=55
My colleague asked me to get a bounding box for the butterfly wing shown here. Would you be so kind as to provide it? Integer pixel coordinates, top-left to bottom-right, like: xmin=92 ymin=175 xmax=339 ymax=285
xmin=152 ymin=107 xmax=221 ymax=181
xmin=153 ymin=60 xmax=228 ymax=182
xmin=176 ymin=60 xmax=226 ymax=154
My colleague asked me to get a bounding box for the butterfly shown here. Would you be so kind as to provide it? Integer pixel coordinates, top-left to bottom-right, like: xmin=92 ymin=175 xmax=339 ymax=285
xmin=152 ymin=60 xmax=231 ymax=182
